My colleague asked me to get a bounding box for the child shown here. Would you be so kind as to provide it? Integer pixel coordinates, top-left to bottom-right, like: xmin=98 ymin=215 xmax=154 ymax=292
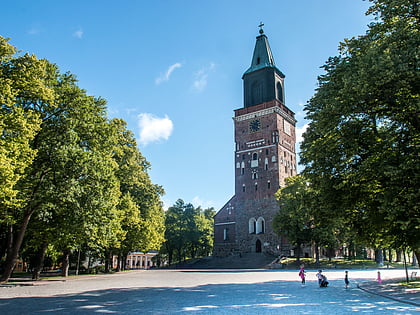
xmin=377 ymin=271 xmax=382 ymax=284
xmin=344 ymin=270 xmax=349 ymax=289
xmin=298 ymin=264 xmax=306 ymax=286
xmin=316 ymin=270 xmax=323 ymax=287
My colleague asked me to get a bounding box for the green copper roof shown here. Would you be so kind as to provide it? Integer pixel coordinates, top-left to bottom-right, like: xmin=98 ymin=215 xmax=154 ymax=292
xmin=243 ymin=30 xmax=284 ymax=77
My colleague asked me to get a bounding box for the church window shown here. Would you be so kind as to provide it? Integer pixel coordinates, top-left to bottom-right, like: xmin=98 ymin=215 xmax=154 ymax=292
xmin=236 ymin=162 xmax=240 ymax=169
xmin=252 ymin=81 xmax=263 ymax=104
xmin=264 ymin=158 xmax=268 ymax=170
xmin=267 ymin=181 xmax=271 ymax=189
xmin=277 ymin=82 xmax=284 ymax=103
xmin=256 ymin=217 xmax=265 ymax=234
xmin=255 ymin=183 xmax=258 ymax=191
xmin=242 ymin=154 xmax=246 ymax=160
xmin=241 ymin=161 xmax=245 ymax=175
xmin=266 ymin=149 xmax=269 ymax=155
xmin=242 ymin=184 xmax=246 ymax=192
xmin=249 ymin=218 xmax=256 ymax=234
xmin=272 ymin=131 xmax=279 ymax=143
xmin=223 ymin=228 xmax=228 ymax=240
xmin=252 ymin=172 xmax=258 ymax=180
xmin=272 ymin=156 xmax=276 ymax=163
xmin=251 ymin=153 xmax=258 ymax=168
xmin=257 ymin=57 xmax=260 ymax=65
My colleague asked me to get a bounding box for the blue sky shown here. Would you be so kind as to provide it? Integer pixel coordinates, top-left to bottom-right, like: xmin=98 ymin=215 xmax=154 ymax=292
xmin=2 ymin=0 xmax=372 ymax=211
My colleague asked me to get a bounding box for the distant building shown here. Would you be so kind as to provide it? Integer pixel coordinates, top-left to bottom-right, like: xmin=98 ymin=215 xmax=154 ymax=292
xmin=113 ymin=250 xmax=159 ymax=269
xmin=213 ymin=26 xmax=297 ymax=257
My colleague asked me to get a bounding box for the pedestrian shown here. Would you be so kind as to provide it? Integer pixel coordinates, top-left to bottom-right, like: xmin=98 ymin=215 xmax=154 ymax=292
xmin=316 ymin=270 xmax=323 ymax=287
xmin=298 ymin=264 xmax=306 ymax=286
xmin=377 ymin=271 xmax=382 ymax=284
xmin=344 ymin=270 xmax=349 ymax=289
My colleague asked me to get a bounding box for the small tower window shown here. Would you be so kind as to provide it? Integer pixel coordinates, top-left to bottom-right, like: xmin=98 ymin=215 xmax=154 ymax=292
xmin=272 ymin=131 xmax=279 ymax=143
xmin=249 ymin=218 xmax=256 ymax=234
xmin=257 ymin=57 xmax=260 ymax=65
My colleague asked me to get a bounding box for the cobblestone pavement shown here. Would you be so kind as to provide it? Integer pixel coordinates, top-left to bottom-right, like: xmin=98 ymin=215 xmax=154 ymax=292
xmin=0 ymin=269 xmax=419 ymax=314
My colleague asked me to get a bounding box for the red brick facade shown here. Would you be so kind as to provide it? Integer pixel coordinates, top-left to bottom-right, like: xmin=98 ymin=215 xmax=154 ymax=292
xmin=213 ymin=30 xmax=297 ymax=257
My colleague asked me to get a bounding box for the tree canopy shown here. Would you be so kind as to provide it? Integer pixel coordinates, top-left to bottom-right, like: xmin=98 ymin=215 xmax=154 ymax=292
xmin=0 ymin=36 xmax=165 ymax=281
xmin=299 ymin=0 xmax=419 ymax=259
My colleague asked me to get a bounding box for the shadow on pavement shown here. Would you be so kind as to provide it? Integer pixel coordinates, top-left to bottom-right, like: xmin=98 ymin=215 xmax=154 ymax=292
xmin=1 ymin=280 xmax=419 ymax=314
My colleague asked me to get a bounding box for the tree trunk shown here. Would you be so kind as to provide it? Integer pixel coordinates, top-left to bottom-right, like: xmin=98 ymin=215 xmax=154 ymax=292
xmin=295 ymin=243 xmax=301 ymax=264
xmin=315 ymin=243 xmax=320 ymax=265
xmin=116 ymin=252 xmax=121 ymax=272
xmin=414 ymin=250 xmax=420 ymax=267
xmin=396 ymin=250 xmax=402 ymax=262
xmin=61 ymin=249 xmax=71 ymax=277
xmin=375 ymin=248 xmax=384 ymax=266
xmin=32 ymin=241 xmax=49 ymax=280
xmin=0 ymin=210 xmax=34 ymax=282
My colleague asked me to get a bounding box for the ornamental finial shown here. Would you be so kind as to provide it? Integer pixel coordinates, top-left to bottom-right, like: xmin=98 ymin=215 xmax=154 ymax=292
xmin=258 ymin=22 xmax=264 ymax=34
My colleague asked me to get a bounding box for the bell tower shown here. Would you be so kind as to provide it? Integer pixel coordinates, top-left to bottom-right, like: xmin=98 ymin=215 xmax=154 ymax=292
xmin=214 ymin=25 xmax=297 ymax=258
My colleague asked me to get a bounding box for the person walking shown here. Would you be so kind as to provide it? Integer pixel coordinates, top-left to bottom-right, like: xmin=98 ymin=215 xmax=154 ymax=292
xmin=344 ymin=270 xmax=349 ymax=289
xmin=298 ymin=264 xmax=306 ymax=286
xmin=377 ymin=271 xmax=382 ymax=284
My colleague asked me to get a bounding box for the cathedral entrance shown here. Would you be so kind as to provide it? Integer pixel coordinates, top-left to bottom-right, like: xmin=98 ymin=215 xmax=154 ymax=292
xmin=256 ymin=239 xmax=262 ymax=253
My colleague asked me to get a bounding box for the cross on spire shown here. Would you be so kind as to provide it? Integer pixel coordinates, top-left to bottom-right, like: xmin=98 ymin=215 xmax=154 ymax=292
xmin=258 ymin=22 xmax=264 ymax=34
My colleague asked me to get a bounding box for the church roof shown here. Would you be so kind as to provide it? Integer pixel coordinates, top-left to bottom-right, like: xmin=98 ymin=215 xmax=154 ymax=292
xmin=243 ymin=27 xmax=284 ymax=77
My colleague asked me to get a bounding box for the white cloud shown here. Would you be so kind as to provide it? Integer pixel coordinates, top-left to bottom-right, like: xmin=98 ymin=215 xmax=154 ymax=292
xmin=155 ymin=62 xmax=182 ymax=84
xmin=192 ymin=196 xmax=215 ymax=209
xmin=192 ymin=63 xmax=215 ymax=92
xmin=296 ymin=123 xmax=309 ymax=145
xmin=137 ymin=113 xmax=173 ymax=146
xmin=73 ymin=28 xmax=83 ymax=39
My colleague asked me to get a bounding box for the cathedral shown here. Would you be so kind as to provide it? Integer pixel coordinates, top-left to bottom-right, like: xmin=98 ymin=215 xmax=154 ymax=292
xmin=213 ymin=26 xmax=297 ymax=257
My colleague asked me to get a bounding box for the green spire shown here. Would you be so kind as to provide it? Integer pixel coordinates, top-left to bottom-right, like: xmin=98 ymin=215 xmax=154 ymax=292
xmin=243 ymin=24 xmax=283 ymax=76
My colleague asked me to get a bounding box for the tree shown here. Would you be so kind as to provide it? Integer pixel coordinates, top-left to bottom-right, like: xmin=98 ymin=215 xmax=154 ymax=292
xmin=162 ymin=199 xmax=214 ymax=265
xmin=0 ymin=38 xmax=59 ymax=281
xmin=300 ymin=0 xmax=420 ymax=262
xmin=110 ymin=118 xmax=165 ymax=270
xmin=273 ymin=176 xmax=312 ymax=262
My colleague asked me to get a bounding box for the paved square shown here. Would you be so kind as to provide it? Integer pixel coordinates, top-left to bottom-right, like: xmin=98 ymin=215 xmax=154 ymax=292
xmin=1 ymin=269 xmax=419 ymax=314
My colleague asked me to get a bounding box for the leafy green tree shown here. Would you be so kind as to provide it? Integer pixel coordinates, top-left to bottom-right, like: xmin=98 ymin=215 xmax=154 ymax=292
xmin=0 ymin=39 xmax=59 ymax=281
xmin=110 ymin=118 xmax=165 ymax=270
xmin=273 ymin=176 xmax=312 ymax=262
xmin=300 ymin=0 xmax=419 ymax=262
xmin=163 ymin=199 xmax=214 ymax=265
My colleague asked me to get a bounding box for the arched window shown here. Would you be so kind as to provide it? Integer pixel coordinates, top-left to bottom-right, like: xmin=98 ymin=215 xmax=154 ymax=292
xmin=256 ymin=217 xmax=265 ymax=234
xmin=249 ymin=218 xmax=256 ymax=234
xmin=252 ymin=81 xmax=263 ymax=104
xmin=241 ymin=161 xmax=245 ymax=175
xmin=251 ymin=153 xmax=258 ymax=168
xmin=277 ymin=82 xmax=284 ymax=103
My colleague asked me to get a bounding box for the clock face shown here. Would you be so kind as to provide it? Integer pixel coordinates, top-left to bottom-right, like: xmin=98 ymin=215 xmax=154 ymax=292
xmin=249 ymin=119 xmax=261 ymax=132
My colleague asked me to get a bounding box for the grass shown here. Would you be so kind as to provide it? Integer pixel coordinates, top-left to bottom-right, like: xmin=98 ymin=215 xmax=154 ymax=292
xmin=400 ymin=280 xmax=420 ymax=288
